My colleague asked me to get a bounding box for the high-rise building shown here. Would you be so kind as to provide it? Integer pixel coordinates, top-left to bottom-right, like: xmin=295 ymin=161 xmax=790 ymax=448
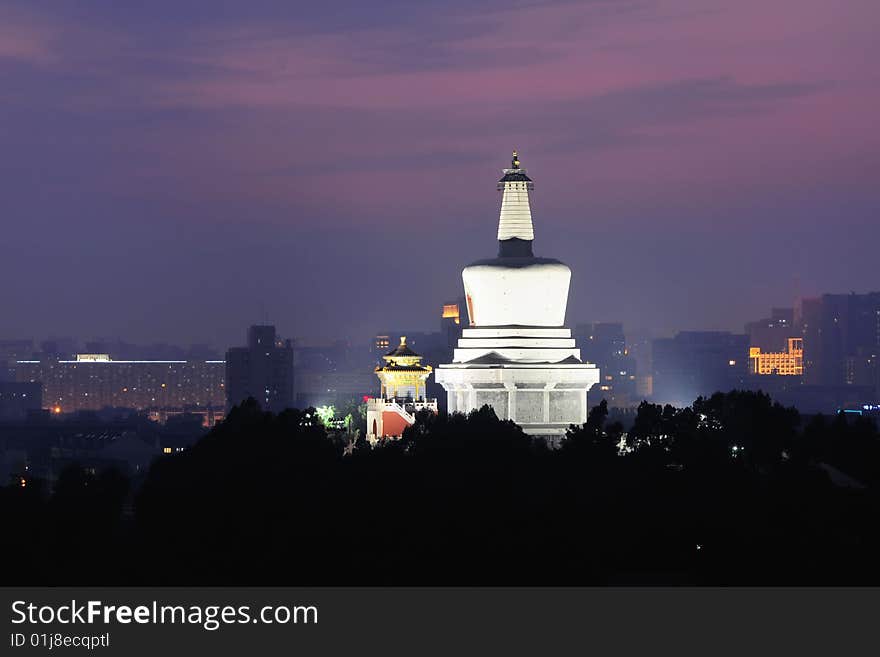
xmin=435 ymin=151 xmax=599 ymax=441
xmin=574 ymin=322 xmax=638 ymax=408
xmin=441 ymin=297 xmax=466 ymax=349
xmin=652 ymin=332 xmax=748 ymax=407
xmin=745 ymin=307 xmax=795 ymax=352
xmin=294 ymin=339 xmax=385 ymax=408
xmin=798 ymin=292 xmax=880 ymax=392
xmin=366 ymin=336 xmax=438 ymax=442
xmin=225 ymin=325 xmax=294 ymax=413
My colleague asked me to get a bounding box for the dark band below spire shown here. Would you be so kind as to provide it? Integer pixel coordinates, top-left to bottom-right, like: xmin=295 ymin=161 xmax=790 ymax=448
xmin=498 ymin=238 xmax=534 ymax=258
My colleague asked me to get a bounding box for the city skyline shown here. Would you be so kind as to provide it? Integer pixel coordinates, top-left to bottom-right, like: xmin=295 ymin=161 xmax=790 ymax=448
xmin=6 ymin=0 xmax=880 ymax=626
xmin=1 ymin=289 xmax=878 ymax=351
xmin=2 ymin=1 xmax=879 ymax=346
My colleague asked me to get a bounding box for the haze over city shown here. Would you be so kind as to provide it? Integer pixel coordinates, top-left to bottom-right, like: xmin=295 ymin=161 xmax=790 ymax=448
xmin=2 ymin=0 xmax=879 ymax=346
xmin=8 ymin=1 xmax=880 ymax=628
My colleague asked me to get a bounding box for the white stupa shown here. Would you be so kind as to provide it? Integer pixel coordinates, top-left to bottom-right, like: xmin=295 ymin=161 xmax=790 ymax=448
xmin=435 ymin=151 xmax=599 ymax=441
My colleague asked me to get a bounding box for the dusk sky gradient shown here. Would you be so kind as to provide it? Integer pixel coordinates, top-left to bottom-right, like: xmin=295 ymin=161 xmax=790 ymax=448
xmin=2 ymin=0 xmax=879 ymax=347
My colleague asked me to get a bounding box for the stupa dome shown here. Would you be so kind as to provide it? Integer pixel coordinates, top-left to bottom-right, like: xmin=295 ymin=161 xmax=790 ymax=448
xmin=461 ymin=151 xmax=571 ymax=327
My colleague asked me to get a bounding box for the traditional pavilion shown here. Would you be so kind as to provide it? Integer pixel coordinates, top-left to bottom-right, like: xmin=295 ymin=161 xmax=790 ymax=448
xmin=434 ymin=151 xmax=599 ymax=444
xmin=366 ymin=337 xmax=438 ymax=443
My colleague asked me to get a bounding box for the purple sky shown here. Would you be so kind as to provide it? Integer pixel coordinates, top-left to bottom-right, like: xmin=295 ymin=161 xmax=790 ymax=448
xmin=2 ymin=0 xmax=879 ymax=347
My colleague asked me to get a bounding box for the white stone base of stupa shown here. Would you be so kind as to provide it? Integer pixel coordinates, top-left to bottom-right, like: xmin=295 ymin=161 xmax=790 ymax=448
xmin=435 ymin=327 xmax=600 ymax=444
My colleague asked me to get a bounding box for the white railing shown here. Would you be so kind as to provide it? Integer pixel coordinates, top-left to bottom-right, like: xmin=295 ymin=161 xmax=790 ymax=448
xmin=382 ymin=400 xmax=415 ymax=425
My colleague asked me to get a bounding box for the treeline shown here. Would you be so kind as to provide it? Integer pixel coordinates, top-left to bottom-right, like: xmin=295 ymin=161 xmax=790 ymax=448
xmin=3 ymin=391 xmax=880 ymax=584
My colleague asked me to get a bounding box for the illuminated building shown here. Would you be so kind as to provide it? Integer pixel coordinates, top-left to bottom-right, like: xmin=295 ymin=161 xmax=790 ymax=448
xmin=372 ymin=334 xmax=391 ymax=356
xmin=369 ymin=331 xmax=454 ymax=409
xmin=442 ymin=304 xmax=461 ymax=325
xmin=225 ymin=325 xmax=294 ymax=413
xmin=11 ymin=355 xmax=224 ymax=417
xmin=441 ymin=297 xmax=466 ymax=352
xmin=366 ymin=337 xmax=437 ymax=442
xmin=435 ymin=151 xmax=599 ymax=442
xmin=749 ymin=338 xmax=803 ymax=375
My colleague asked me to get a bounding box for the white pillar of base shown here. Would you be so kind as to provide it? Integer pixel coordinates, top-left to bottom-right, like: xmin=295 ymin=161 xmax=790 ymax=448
xmin=506 ymin=383 xmax=516 ymax=423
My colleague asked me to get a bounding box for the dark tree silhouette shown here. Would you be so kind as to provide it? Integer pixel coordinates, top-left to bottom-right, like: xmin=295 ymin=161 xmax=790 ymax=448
xmin=2 ymin=392 xmax=880 ymax=585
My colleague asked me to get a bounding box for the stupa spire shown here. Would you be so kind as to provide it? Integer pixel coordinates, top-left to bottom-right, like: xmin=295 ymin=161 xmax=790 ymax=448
xmin=496 ymin=150 xmax=535 ymax=254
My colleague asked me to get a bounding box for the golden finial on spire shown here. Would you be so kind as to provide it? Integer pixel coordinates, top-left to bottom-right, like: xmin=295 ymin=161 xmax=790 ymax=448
xmin=512 ymin=149 xmax=520 ymax=169
xmin=400 ymin=336 xmax=407 ymax=345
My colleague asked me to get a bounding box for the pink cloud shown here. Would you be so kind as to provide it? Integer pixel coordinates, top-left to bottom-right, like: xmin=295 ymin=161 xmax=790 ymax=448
xmin=0 ymin=10 xmax=57 ymax=65
xmin=3 ymin=0 xmax=878 ymax=230
xmin=133 ymin=0 xmax=876 ymax=113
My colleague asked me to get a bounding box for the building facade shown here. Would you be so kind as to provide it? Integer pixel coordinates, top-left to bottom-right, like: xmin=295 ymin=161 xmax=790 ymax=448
xmin=574 ymin=322 xmax=638 ymax=408
xmin=11 ymin=354 xmax=224 ymax=416
xmin=225 ymin=325 xmax=294 ymax=413
xmin=441 ymin=297 xmax=466 ymax=349
xmin=652 ymin=332 xmax=749 ymax=407
xmin=745 ymin=307 xmax=795 ymax=352
xmin=798 ymin=292 xmax=880 ymax=392
xmin=749 ymin=337 xmax=804 ymax=376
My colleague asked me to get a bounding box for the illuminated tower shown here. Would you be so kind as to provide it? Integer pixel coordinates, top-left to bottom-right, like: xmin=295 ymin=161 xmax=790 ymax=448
xmin=366 ymin=337 xmax=438 ymax=442
xmin=375 ymin=336 xmax=432 ymax=399
xmin=434 ymin=151 xmax=599 ymax=443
